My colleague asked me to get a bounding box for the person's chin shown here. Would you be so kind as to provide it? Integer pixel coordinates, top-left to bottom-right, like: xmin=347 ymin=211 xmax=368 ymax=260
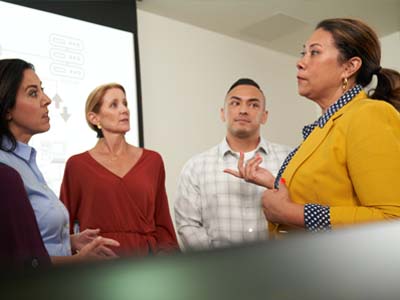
xmin=118 ymin=127 xmax=130 ymax=134
xmin=36 ymin=125 xmax=50 ymax=135
xmin=297 ymin=87 xmax=310 ymax=98
xmin=232 ymin=129 xmax=252 ymax=139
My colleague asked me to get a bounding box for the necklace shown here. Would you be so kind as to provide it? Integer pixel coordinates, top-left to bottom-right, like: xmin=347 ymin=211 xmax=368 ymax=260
xmin=110 ymin=156 xmax=119 ymax=161
xmin=95 ymin=139 xmax=128 ymax=162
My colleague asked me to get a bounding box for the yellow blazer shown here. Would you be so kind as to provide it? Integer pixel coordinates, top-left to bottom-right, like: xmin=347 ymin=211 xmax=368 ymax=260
xmin=271 ymin=91 xmax=400 ymax=235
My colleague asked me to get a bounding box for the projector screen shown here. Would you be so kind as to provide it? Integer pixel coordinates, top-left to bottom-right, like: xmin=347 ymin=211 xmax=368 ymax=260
xmin=0 ymin=0 xmax=141 ymax=193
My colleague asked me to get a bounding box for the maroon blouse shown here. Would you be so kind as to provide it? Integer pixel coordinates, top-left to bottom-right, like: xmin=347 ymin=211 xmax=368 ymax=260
xmin=60 ymin=149 xmax=179 ymax=256
xmin=0 ymin=163 xmax=50 ymax=270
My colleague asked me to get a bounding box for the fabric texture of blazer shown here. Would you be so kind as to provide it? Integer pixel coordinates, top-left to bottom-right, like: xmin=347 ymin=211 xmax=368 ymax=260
xmin=271 ymin=91 xmax=400 ymax=235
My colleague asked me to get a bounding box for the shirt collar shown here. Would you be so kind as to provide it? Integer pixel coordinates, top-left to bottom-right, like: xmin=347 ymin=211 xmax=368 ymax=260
xmin=302 ymin=84 xmax=363 ymax=140
xmin=219 ymin=137 xmax=268 ymax=158
xmin=1 ymin=136 xmax=36 ymax=162
xmin=318 ymin=84 xmax=363 ymax=127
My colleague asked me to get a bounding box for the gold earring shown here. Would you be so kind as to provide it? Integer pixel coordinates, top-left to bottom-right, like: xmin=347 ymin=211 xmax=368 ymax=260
xmin=342 ymin=78 xmax=348 ymax=91
xmin=97 ymin=123 xmax=102 ymax=130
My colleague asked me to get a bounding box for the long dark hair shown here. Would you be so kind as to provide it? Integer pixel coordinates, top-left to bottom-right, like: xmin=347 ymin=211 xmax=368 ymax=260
xmin=0 ymin=58 xmax=35 ymax=151
xmin=316 ymin=18 xmax=400 ymax=112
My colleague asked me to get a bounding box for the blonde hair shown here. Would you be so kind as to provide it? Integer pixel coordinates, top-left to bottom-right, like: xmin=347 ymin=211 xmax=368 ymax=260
xmin=85 ymin=83 xmax=126 ymax=137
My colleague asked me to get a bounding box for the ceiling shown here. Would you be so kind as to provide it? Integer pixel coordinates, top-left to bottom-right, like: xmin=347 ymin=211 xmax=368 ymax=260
xmin=137 ymin=0 xmax=400 ymax=57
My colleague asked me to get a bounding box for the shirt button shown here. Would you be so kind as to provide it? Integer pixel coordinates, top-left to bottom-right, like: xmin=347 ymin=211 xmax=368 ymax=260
xmin=31 ymin=258 xmax=39 ymax=268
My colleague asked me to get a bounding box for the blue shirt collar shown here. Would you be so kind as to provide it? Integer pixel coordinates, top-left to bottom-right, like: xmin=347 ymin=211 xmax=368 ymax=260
xmin=1 ymin=136 xmax=36 ymax=162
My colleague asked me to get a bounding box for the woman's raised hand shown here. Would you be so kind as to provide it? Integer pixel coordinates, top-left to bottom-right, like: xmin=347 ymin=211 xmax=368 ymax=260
xmin=224 ymin=152 xmax=275 ymax=188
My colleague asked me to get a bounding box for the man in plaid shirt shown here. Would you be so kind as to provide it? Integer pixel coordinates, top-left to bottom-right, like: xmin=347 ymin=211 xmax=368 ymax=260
xmin=174 ymin=78 xmax=292 ymax=251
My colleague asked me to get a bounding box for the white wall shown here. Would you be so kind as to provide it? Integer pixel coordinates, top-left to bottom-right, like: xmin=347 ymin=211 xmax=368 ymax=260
xmin=137 ymin=10 xmax=400 ymax=219
xmin=380 ymin=31 xmax=400 ymax=70
xmin=137 ymin=10 xmax=317 ymax=214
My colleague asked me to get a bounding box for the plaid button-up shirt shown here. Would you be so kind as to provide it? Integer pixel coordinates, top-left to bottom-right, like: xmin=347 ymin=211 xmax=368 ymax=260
xmin=174 ymin=137 xmax=292 ymax=250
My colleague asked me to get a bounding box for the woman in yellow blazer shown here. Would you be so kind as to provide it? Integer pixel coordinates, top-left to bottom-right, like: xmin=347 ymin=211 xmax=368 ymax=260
xmin=225 ymin=18 xmax=400 ymax=235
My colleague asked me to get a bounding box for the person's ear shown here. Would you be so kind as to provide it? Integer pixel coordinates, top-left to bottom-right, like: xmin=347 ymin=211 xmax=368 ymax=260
xmin=5 ymin=110 xmax=12 ymax=121
xmin=220 ymin=107 xmax=226 ymax=122
xmin=343 ymin=56 xmax=362 ymax=79
xmin=88 ymin=112 xmax=99 ymax=127
xmin=260 ymin=110 xmax=268 ymax=125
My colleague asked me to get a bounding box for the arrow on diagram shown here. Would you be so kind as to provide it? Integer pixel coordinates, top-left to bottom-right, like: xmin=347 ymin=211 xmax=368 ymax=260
xmin=60 ymin=107 xmax=71 ymax=122
xmin=53 ymin=93 xmax=63 ymax=109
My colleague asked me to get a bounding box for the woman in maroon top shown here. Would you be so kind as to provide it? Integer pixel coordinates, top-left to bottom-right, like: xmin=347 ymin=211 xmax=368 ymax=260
xmin=60 ymin=83 xmax=179 ymax=256
xmin=0 ymin=163 xmax=51 ymax=270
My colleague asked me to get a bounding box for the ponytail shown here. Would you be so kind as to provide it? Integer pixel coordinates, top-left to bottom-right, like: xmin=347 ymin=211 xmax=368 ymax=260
xmin=369 ymin=68 xmax=400 ymax=112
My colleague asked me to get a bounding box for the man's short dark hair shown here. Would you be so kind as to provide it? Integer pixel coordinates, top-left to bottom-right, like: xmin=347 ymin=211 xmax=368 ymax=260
xmin=227 ymin=78 xmax=263 ymax=94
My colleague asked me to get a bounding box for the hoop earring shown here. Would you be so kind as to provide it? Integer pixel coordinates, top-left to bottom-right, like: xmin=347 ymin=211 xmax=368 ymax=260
xmin=342 ymin=78 xmax=348 ymax=91
xmin=97 ymin=123 xmax=102 ymax=130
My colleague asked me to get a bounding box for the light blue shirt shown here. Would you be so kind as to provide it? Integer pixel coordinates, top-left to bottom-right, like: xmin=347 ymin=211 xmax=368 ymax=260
xmin=0 ymin=138 xmax=71 ymax=256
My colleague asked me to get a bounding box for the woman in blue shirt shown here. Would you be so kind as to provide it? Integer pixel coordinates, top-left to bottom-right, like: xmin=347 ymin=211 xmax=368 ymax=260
xmin=0 ymin=58 xmax=119 ymax=264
